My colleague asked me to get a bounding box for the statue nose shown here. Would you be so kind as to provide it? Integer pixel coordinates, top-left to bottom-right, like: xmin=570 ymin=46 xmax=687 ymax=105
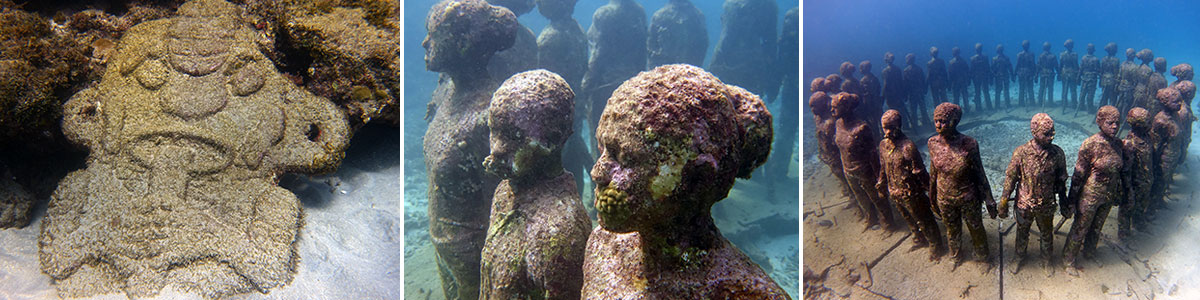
xmin=161 ymin=77 xmax=228 ymax=119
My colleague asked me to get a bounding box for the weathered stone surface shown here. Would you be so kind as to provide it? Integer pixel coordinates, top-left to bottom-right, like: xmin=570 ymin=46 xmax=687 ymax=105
xmin=39 ymin=0 xmax=350 ymax=298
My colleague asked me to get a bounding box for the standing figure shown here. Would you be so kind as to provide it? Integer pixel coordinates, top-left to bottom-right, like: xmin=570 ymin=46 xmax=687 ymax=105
xmin=646 ymin=0 xmax=707 ymax=68
xmin=1131 ymin=49 xmax=1155 ymax=117
xmin=1146 ymin=57 xmax=1169 ymax=116
xmin=421 ymin=1 xmax=517 ymax=298
xmin=1169 ymin=64 xmax=1194 ymax=165
xmin=488 ymin=0 xmax=539 ymax=82
xmin=480 ymin=70 xmax=591 ymax=300
xmin=1079 ymin=43 xmax=1100 ymax=111
xmin=859 ymin=60 xmax=884 ymax=142
xmin=1149 ymin=87 xmax=1184 ymax=215
xmin=1117 ymin=48 xmax=1139 ymax=120
xmin=928 ymin=47 xmax=949 ymax=103
xmin=1037 ymin=42 xmax=1059 ymax=106
xmin=840 ymin=61 xmax=863 ymax=95
xmin=1059 ymin=39 xmax=1080 ymax=108
xmin=1121 ymin=107 xmax=1153 ymax=240
xmin=1170 ymin=63 xmax=1194 ymax=89
xmin=969 ymin=43 xmax=993 ymax=111
xmin=881 ymin=52 xmax=907 ymax=129
xmin=1063 ymin=106 xmax=1127 ymax=276
xmin=928 ymin=102 xmax=997 ymax=266
xmin=949 ymin=47 xmax=971 ymax=106
xmin=582 ymin=0 xmax=647 ymax=147
xmin=536 ymin=0 xmax=593 ymax=199
xmin=997 ymin=113 xmax=1067 ymax=275
xmin=1099 ymin=43 xmax=1121 ymax=107
xmin=1016 ymin=40 xmax=1037 ymax=106
xmin=835 ymin=92 xmax=895 ymax=230
xmin=992 ymin=44 xmax=1014 ymax=108
xmin=766 ymin=6 xmax=799 ymax=182
xmin=903 ymin=54 xmax=929 ymax=128
xmin=709 ymin=0 xmax=778 ymax=100
xmin=810 ymin=80 xmax=852 ymax=200
xmin=877 ymin=110 xmax=945 ymax=260
xmin=582 ymin=64 xmax=787 ymax=299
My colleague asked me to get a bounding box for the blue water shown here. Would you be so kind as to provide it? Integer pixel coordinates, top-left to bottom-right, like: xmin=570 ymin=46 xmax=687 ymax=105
xmin=403 ymin=0 xmax=801 ymax=298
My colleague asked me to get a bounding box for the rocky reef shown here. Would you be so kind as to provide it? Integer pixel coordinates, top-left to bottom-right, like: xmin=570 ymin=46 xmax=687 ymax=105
xmin=38 ymin=0 xmax=350 ymax=298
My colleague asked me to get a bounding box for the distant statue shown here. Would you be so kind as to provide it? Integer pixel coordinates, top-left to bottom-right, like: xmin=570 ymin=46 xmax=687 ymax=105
xmin=1148 ymin=87 xmax=1184 ymax=217
xmin=1059 ymin=39 xmax=1080 ymax=108
xmin=969 ymin=43 xmax=993 ymax=111
xmin=582 ymin=0 xmax=647 ymax=152
xmin=859 ymin=60 xmax=883 ymax=141
xmin=948 ymin=47 xmax=970 ymax=106
xmin=535 ymin=0 xmax=593 ymax=200
xmin=1120 ymin=107 xmax=1153 ymax=242
xmin=928 ymin=102 xmax=997 ymax=267
xmin=903 ymin=53 xmax=928 ymax=128
xmin=881 ymin=52 xmax=907 ymax=129
xmin=1063 ymin=106 xmax=1126 ymax=277
xmin=1099 ymin=43 xmax=1121 ymax=107
xmin=1169 ymin=64 xmax=1195 ymax=167
xmin=998 ymin=113 xmax=1067 ymax=275
xmin=835 ymin=92 xmax=896 ymax=230
xmin=1037 ymin=42 xmax=1058 ymax=106
xmin=765 ymin=6 xmax=799 ymax=182
xmin=1147 ymin=56 xmax=1169 ymax=116
xmin=1016 ymin=40 xmax=1037 ymax=106
xmin=647 ymin=0 xmax=707 ymax=68
xmin=840 ymin=61 xmax=863 ymax=95
xmin=928 ymin=46 xmax=949 ymax=103
xmin=1079 ymin=43 xmax=1100 ymax=111
xmin=810 ymin=80 xmax=852 ymax=199
xmin=1117 ymin=48 xmax=1139 ymax=120
xmin=992 ymin=44 xmax=1014 ymax=108
xmin=710 ymin=0 xmax=778 ymax=100
xmin=876 ymin=110 xmax=945 ymax=261
xmin=488 ymin=0 xmax=539 ymax=82
xmin=1131 ymin=49 xmax=1155 ymax=117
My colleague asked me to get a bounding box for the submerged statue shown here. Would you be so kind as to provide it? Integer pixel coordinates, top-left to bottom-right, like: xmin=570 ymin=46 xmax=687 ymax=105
xmin=903 ymin=54 xmax=928 ymax=128
xmin=480 ymin=70 xmax=591 ymax=300
xmin=835 ymin=92 xmax=895 ymax=230
xmin=1099 ymin=43 xmax=1121 ymax=108
xmin=881 ymin=52 xmax=907 ymax=128
xmin=1037 ymin=42 xmax=1058 ymax=107
xmin=1063 ymin=105 xmax=1126 ymax=276
xmin=1016 ymin=40 xmax=1037 ymax=106
xmin=710 ymin=0 xmax=778 ymax=100
xmin=969 ymin=43 xmax=992 ymax=111
xmin=41 ymin=0 xmax=350 ymax=297
xmin=876 ymin=110 xmax=944 ymax=260
xmin=948 ymin=47 xmax=970 ymax=106
xmin=810 ymin=80 xmax=852 ymax=200
xmin=1059 ymin=39 xmax=1080 ymax=108
xmin=421 ymin=1 xmax=516 ymax=298
xmin=998 ymin=113 xmax=1067 ymax=275
xmin=535 ymin=0 xmax=594 ymax=202
xmin=992 ymin=44 xmax=1014 ymax=109
xmin=583 ymin=0 xmax=647 ymax=148
xmin=487 ymin=0 xmax=539 ymax=82
xmin=1148 ymin=87 xmax=1184 ymax=217
xmin=928 ymin=46 xmax=949 ymax=104
xmin=646 ymin=0 xmax=707 ymax=68
xmin=1131 ymin=49 xmax=1154 ymax=117
xmin=1079 ymin=43 xmax=1100 ymax=111
xmin=766 ymin=7 xmax=799 ymax=182
xmin=1117 ymin=48 xmax=1138 ymax=121
xmin=1120 ymin=107 xmax=1153 ymax=240
xmin=582 ymin=64 xmax=787 ymax=299
xmin=928 ymin=102 xmax=996 ymax=267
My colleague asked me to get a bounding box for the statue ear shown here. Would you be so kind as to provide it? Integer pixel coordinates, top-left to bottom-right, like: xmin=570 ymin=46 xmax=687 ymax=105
xmin=61 ymin=88 xmax=104 ymax=151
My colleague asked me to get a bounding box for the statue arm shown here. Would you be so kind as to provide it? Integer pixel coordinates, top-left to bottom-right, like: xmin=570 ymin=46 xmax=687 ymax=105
xmin=998 ymin=150 xmax=1020 ymax=218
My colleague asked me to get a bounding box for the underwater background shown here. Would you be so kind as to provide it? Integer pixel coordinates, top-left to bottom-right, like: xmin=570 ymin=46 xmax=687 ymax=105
xmin=804 ymin=0 xmax=1200 ymax=298
xmin=404 ymin=0 xmax=801 ymax=298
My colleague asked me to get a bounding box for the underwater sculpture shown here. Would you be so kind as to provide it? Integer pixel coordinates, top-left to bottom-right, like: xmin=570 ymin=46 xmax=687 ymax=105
xmin=992 ymin=44 xmax=1014 ymax=108
xmin=858 ymin=60 xmax=883 ymax=142
xmin=1121 ymin=107 xmax=1154 ymax=240
xmin=583 ymin=0 xmax=646 ymax=148
xmin=581 ymin=64 xmax=786 ymax=299
xmin=1146 ymin=57 xmax=1169 ymax=116
xmin=903 ymin=54 xmax=929 ymax=128
xmin=810 ymin=80 xmax=852 ymax=200
xmin=1063 ymin=105 xmax=1126 ymax=276
xmin=1016 ymin=40 xmax=1037 ymax=106
xmin=1037 ymin=42 xmax=1058 ymax=107
xmin=1169 ymin=65 xmax=1194 ymax=166
xmin=969 ymin=43 xmax=992 ymax=111
xmin=1059 ymin=39 xmax=1080 ymax=108
xmin=835 ymin=92 xmax=895 ymax=230
xmin=766 ymin=7 xmax=799 ymax=182
xmin=488 ymin=0 xmax=539 ymax=83
xmin=928 ymin=102 xmax=996 ymax=266
xmin=535 ymin=0 xmax=593 ymax=201
xmin=840 ymin=61 xmax=862 ymax=96
xmin=421 ymin=0 xmax=516 ymax=298
xmin=647 ymin=0 xmax=707 ymax=69
xmin=876 ymin=110 xmax=944 ymax=260
xmin=40 ymin=0 xmax=350 ymax=297
xmin=928 ymin=46 xmax=949 ymax=104
xmin=710 ymin=0 xmax=778 ymax=100
xmin=479 ymin=70 xmax=591 ymax=300
xmin=997 ymin=113 xmax=1067 ymax=275
xmin=1099 ymin=43 xmax=1121 ymax=108
xmin=1131 ymin=49 xmax=1154 ymax=117
xmin=825 ymin=73 xmax=844 ymax=94
xmin=1079 ymin=43 xmax=1100 ymax=111
xmin=1149 ymin=87 xmax=1184 ymax=216
xmin=1117 ymin=48 xmax=1138 ymax=121
xmin=948 ymin=47 xmax=970 ymax=106
xmin=881 ymin=53 xmax=907 ymax=129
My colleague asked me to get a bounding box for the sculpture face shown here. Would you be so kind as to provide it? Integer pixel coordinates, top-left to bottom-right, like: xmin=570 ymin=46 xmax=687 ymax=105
xmin=483 ymin=70 xmax=574 ymax=180
xmin=1097 ymin=109 xmax=1119 ymax=138
xmin=1031 ymin=114 xmax=1055 ymax=146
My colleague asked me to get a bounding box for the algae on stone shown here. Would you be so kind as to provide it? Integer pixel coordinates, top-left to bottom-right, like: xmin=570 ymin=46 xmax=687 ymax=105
xmin=39 ymin=0 xmax=350 ymax=298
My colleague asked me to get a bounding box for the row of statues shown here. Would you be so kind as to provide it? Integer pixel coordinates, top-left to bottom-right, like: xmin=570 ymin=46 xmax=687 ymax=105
xmin=810 ymin=61 xmax=1196 ymax=275
xmin=829 ymin=40 xmax=1186 ymax=134
xmin=421 ymin=0 xmax=796 ymax=299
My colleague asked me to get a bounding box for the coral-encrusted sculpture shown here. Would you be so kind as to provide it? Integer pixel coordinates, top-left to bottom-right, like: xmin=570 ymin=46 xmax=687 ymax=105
xmin=479 ymin=70 xmax=591 ymax=300
xmin=582 ymin=64 xmax=787 ymax=299
xmin=39 ymin=0 xmax=350 ymax=298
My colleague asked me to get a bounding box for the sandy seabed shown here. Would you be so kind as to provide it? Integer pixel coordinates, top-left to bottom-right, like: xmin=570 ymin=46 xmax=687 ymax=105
xmin=803 ymin=103 xmax=1200 ymax=299
xmin=0 ymin=125 xmax=402 ymax=300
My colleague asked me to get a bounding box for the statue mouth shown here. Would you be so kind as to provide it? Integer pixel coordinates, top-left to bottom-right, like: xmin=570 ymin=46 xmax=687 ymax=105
xmin=128 ymin=133 xmax=232 ymax=174
xmin=596 ymin=186 xmax=631 ymax=229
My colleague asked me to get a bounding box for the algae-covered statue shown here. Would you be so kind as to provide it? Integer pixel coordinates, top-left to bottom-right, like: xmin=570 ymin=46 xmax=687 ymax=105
xmin=40 ymin=0 xmax=350 ymax=298
xmin=710 ymin=0 xmax=778 ymax=100
xmin=992 ymin=44 xmax=1014 ymax=109
xmin=1079 ymin=43 xmax=1100 ymax=111
xmin=997 ymin=113 xmax=1067 ymax=275
xmin=582 ymin=64 xmax=787 ymax=299
xmin=948 ymin=47 xmax=970 ymax=106
xmin=1063 ymin=105 xmax=1127 ymax=276
xmin=1059 ymin=39 xmax=1080 ymax=108
xmin=903 ymin=53 xmax=928 ymax=128
xmin=646 ymin=0 xmax=708 ymax=68
xmin=809 ymin=80 xmax=851 ymax=199
xmin=876 ymin=110 xmax=944 ymax=260
xmin=1120 ymin=107 xmax=1153 ymax=241
xmin=480 ymin=70 xmax=591 ymax=300
xmin=421 ymin=1 xmax=516 ymax=299
xmin=487 ymin=0 xmax=539 ymax=83
xmin=969 ymin=43 xmax=992 ymax=111
xmin=928 ymin=102 xmax=996 ymax=267
xmin=1099 ymin=43 xmax=1120 ymax=108
xmin=928 ymin=47 xmax=949 ymax=104
xmin=1016 ymin=40 xmax=1036 ymax=106
xmin=835 ymin=92 xmax=895 ymax=230
xmin=1037 ymin=42 xmax=1058 ymax=107
xmin=583 ymin=0 xmax=647 ymax=143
